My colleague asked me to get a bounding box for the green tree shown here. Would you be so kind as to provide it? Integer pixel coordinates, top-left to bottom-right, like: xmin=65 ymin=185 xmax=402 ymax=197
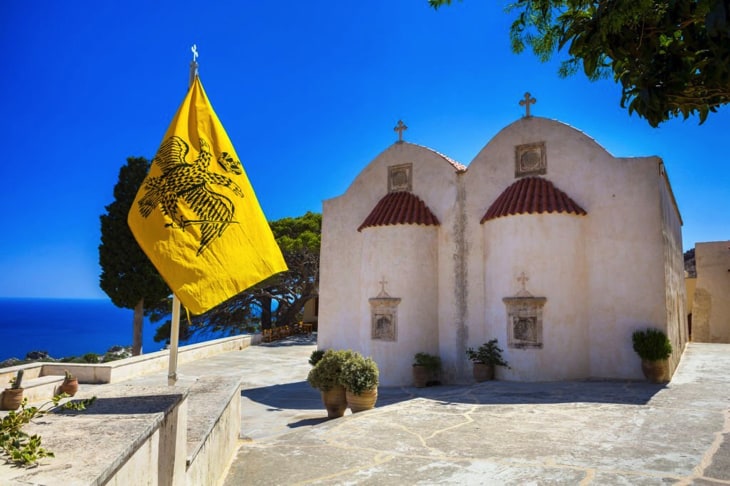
xmin=99 ymin=157 xmax=170 ymax=355
xmin=150 ymin=211 xmax=321 ymax=342
xmin=429 ymin=0 xmax=730 ymax=127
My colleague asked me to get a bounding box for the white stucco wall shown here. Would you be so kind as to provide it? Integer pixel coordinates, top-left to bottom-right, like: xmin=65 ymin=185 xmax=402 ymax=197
xmin=360 ymin=226 xmax=439 ymax=386
xmin=319 ymin=142 xmax=461 ymax=382
xmin=480 ymin=215 xmax=589 ymax=381
xmin=462 ymin=117 xmax=681 ymax=381
xmin=692 ymin=241 xmax=730 ymax=343
xmin=320 ymin=116 xmax=685 ymax=384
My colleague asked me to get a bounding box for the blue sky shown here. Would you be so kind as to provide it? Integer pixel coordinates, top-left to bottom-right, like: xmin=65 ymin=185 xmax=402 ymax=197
xmin=1 ymin=1 xmax=728 ymax=299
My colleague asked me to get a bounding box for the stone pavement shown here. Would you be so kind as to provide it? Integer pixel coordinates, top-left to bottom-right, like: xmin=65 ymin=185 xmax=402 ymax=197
xmin=222 ymin=340 xmax=730 ymax=485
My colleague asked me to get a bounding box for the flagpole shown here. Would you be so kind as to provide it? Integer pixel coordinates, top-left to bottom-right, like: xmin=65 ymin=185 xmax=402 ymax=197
xmin=168 ymin=294 xmax=181 ymax=385
xmin=167 ymin=44 xmax=200 ymax=386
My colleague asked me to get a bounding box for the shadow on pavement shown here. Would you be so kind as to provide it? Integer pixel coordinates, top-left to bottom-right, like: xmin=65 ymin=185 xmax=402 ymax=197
xmin=287 ymin=417 xmax=330 ymax=429
xmin=244 ymin=379 xmax=665 ymax=411
xmin=242 ymin=381 xmax=321 ymax=410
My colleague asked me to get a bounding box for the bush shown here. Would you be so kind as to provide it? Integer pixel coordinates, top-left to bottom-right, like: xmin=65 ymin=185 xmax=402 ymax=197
xmin=413 ymin=352 xmax=441 ymax=372
xmin=632 ymin=329 xmax=672 ymax=361
xmin=306 ymin=350 xmax=355 ymax=391
xmin=340 ymin=353 xmax=379 ymax=396
xmin=465 ymin=339 xmax=509 ymax=368
xmin=308 ymin=349 xmax=325 ymax=366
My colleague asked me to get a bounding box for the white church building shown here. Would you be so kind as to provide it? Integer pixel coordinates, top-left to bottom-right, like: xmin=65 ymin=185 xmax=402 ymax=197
xmin=318 ymin=101 xmax=688 ymax=385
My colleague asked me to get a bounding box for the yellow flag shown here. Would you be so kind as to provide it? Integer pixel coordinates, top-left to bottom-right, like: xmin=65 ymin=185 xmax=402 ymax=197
xmin=128 ymin=76 xmax=287 ymax=314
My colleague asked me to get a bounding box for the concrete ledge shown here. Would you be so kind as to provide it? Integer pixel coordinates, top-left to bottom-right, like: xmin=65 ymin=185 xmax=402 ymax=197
xmin=0 ymin=335 xmax=253 ymax=389
xmin=0 ymin=376 xmax=243 ymax=485
xmin=185 ymin=376 xmax=242 ymax=485
xmin=0 ymin=385 xmax=189 ymax=486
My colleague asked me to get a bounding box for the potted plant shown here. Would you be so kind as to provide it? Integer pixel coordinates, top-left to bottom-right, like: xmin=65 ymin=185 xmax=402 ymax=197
xmin=466 ymin=339 xmax=509 ymax=382
xmin=58 ymin=370 xmax=79 ymax=397
xmin=340 ymin=352 xmax=379 ymax=413
xmin=308 ymin=349 xmax=325 ymax=367
xmin=307 ymin=350 xmax=354 ymax=418
xmin=632 ymin=328 xmax=672 ymax=383
xmin=2 ymin=370 xmax=25 ymax=411
xmin=413 ymin=352 xmax=441 ymax=388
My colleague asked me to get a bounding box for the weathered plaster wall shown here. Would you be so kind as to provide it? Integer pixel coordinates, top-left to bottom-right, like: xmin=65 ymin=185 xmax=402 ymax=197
xmin=361 ymin=226 xmax=439 ymax=386
xmin=659 ymin=164 xmax=689 ymax=373
xmin=482 ymin=215 xmax=589 ymax=381
xmin=320 ymin=116 xmax=685 ymax=384
xmin=692 ymin=241 xmax=730 ymax=343
xmin=319 ymin=142 xmax=460 ymax=379
xmin=464 ymin=117 xmax=678 ymax=381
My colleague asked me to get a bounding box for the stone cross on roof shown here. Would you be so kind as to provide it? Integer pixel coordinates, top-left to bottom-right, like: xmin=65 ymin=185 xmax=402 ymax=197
xmin=519 ymin=92 xmax=536 ymax=117
xmin=394 ymin=120 xmax=408 ymax=142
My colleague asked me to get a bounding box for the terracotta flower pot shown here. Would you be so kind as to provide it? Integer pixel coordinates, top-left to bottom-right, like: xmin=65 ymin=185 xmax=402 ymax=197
xmin=321 ymin=385 xmax=347 ymax=418
xmin=412 ymin=365 xmax=429 ymax=388
xmin=2 ymin=388 xmax=24 ymax=411
xmin=59 ymin=378 xmax=79 ymax=397
xmin=472 ymin=362 xmax=495 ymax=382
xmin=346 ymin=388 xmax=378 ymax=413
xmin=641 ymin=359 xmax=669 ymax=383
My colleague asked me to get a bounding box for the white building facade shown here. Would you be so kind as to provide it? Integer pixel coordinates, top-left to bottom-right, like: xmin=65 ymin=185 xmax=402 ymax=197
xmin=318 ymin=116 xmax=688 ymax=385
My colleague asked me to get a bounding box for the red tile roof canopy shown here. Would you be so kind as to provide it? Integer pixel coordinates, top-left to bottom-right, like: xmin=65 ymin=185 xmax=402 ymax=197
xmin=358 ymin=191 xmax=440 ymax=231
xmin=481 ymin=176 xmax=587 ymax=223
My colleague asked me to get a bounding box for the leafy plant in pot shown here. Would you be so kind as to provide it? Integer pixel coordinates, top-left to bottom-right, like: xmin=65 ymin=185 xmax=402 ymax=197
xmin=58 ymin=370 xmax=79 ymax=397
xmin=306 ymin=350 xmax=355 ymax=418
xmin=340 ymin=352 xmax=379 ymax=413
xmin=466 ymin=339 xmax=509 ymax=382
xmin=2 ymin=370 xmax=25 ymax=411
xmin=413 ymin=352 xmax=441 ymax=388
xmin=308 ymin=349 xmax=325 ymax=367
xmin=632 ymin=328 xmax=672 ymax=383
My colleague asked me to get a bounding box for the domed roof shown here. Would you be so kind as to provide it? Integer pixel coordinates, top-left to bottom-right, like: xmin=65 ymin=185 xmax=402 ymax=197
xmin=358 ymin=191 xmax=440 ymax=231
xmin=481 ymin=176 xmax=586 ymax=223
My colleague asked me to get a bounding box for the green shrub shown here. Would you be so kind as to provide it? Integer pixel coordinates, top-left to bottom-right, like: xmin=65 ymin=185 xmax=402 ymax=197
xmin=466 ymin=339 xmax=509 ymax=368
xmin=340 ymin=353 xmax=379 ymax=396
xmin=413 ymin=352 xmax=441 ymax=372
xmin=308 ymin=349 xmax=325 ymax=367
xmin=632 ymin=328 xmax=672 ymax=361
xmin=306 ymin=350 xmax=355 ymax=391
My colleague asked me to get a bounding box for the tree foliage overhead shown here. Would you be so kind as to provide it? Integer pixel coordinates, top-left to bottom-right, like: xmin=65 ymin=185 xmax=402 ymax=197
xmin=429 ymin=0 xmax=730 ymax=127
xmin=150 ymin=211 xmax=322 ymax=342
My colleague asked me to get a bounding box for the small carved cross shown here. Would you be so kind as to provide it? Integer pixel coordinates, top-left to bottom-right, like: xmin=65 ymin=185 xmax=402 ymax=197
xmin=379 ymin=276 xmax=389 ymax=294
xmin=517 ymin=272 xmax=529 ymax=292
xmin=519 ymin=92 xmax=536 ymax=117
xmin=191 ymin=44 xmax=199 ymax=62
xmin=394 ymin=120 xmax=407 ymax=142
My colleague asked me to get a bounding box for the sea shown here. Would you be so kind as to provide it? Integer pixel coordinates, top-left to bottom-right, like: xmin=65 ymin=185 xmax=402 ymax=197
xmin=0 ymin=297 xmax=228 ymax=362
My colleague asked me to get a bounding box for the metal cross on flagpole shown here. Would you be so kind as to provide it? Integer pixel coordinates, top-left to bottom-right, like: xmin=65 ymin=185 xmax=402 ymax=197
xmin=189 ymin=44 xmax=199 ymax=88
xmin=169 ymin=44 xmax=200 ymax=386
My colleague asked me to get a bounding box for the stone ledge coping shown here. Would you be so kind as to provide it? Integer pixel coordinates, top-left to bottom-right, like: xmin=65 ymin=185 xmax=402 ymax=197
xmin=1 ymin=335 xmax=253 ymax=387
xmin=0 ymin=385 xmax=187 ymax=486
xmin=185 ymin=375 xmax=242 ymax=465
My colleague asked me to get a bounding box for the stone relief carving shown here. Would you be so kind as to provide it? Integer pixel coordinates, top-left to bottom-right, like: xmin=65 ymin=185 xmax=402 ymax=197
xmin=388 ymin=163 xmax=412 ymax=193
xmin=369 ymin=277 xmax=401 ymax=341
xmin=503 ymin=272 xmax=546 ymax=348
xmin=515 ymin=142 xmax=547 ymax=177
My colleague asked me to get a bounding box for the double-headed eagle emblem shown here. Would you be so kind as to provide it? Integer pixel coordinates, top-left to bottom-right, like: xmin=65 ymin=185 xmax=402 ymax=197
xmin=137 ymin=136 xmax=244 ymax=256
